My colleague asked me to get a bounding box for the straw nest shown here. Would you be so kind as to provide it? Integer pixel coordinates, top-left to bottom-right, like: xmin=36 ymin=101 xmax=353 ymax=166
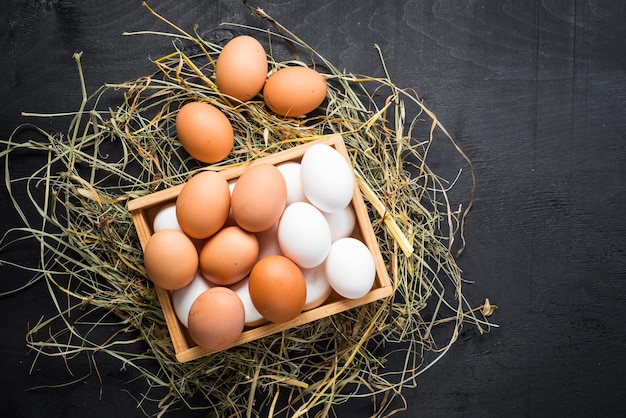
xmin=0 ymin=3 xmax=496 ymax=417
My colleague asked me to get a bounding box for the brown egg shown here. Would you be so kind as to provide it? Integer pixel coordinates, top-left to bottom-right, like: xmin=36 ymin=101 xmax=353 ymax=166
xmin=216 ymin=35 xmax=268 ymax=102
xmin=143 ymin=229 xmax=198 ymax=290
xmin=199 ymin=226 xmax=259 ymax=285
xmin=187 ymin=287 xmax=245 ymax=351
xmin=249 ymin=255 xmax=306 ymax=322
xmin=231 ymin=164 xmax=287 ymax=232
xmin=176 ymin=171 xmax=230 ymax=239
xmin=175 ymin=101 xmax=234 ymax=163
xmin=263 ymin=66 xmax=327 ymax=117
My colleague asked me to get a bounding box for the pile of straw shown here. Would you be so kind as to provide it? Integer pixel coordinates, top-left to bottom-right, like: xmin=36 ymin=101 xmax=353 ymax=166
xmin=0 ymin=3 xmax=495 ymax=417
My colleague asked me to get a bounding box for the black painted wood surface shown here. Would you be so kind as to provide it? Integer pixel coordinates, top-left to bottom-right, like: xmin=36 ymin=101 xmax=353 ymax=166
xmin=2 ymin=1 xmax=625 ymax=417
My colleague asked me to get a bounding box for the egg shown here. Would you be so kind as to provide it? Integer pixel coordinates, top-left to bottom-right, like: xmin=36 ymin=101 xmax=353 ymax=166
xmin=323 ymin=204 xmax=356 ymax=242
xmin=231 ymin=164 xmax=287 ymax=232
xmin=176 ymin=171 xmax=230 ymax=239
xmin=171 ymin=271 xmax=214 ymax=327
xmin=216 ymin=35 xmax=268 ymax=102
xmin=143 ymin=229 xmax=198 ymax=290
xmin=152 ymin=203 xmax=206 ymax=252
xmin=229 ymin=276 xmax=267 ymax=327
xmin=263 ymin=66 xmax=327 ymax=116
xmin=301 ymin=264 xmax=333 ymax=311
xmin=187 ymin=287 xmax=245 ymax=351
xmin=199 ymin=226 xmax=259 ymax=285
xmin=325 ymin=237 xmax=376 ymax=299
xmin=175 ymin=101 xmax=234 ymax=163
xmin=278 ymin=202 xmax=331 ymax=268
xmin=255 ymin=222 xmax=282 ymax=260
xmin=249 ymin=255 xmax=306 ymax=322
xmin=152 ymin=203 xmax=182 ymax=232
xmin=301 ymin=143 xmax=355 ymax=213
xmin=276 ymin=161 xmax=308 ymax=205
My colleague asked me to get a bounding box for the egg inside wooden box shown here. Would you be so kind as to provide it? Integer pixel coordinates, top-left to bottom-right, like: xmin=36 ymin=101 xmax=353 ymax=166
xmin=128 ymin=134 xmax=393 ymax=363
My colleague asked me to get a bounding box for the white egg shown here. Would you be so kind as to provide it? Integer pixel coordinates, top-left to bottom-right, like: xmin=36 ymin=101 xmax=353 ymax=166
xmin=153 ymin=203 xmax=205 ymax=251
xmin=278 ymin=202 xmax=331 ymax=268
xmin=229 ymin=276 xmax=267 ymax=327
xmin=300 ymin=144 xmax=354 ymax=213
xmin=301 ymin=264 xmax=333 ymax=311
xmin=325 ymin=237 xmax=375 ymax=299
xmin=277 ymin=161 xmax=308 ymax=205
xmin=323 ymin=204 xmax=356 ymax=242
xmin=153 ymin=203 xmax=182 ymax=232
xmin=171 ymin=271 xmax=214 ymax=327
xmin=255 ymin=222 xmax=282 ymax=260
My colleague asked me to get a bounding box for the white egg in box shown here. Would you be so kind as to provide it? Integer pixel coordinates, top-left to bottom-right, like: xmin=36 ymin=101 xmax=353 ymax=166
xmin=152 ymin=203 xmax=182 ymax=232
xmin=325 ymin=237 xmax=376 ymax=299
xmin=229 ymin=276 xmax=267 ymax=327
xmin=323 ymin=203 xmax=356 ymax=242
xmin=152 ymin=203 xmax=206 ymax=252
xmin=171 ymin=271 xmax=215 ymax=327
xmin=301 ymin=264 xmax=333 ymax=311
xmin=277 ymin=202 xmax=331 ymax=269
xmin=277 ymin=161 xmax=309 ymax=205
xmin=255 ymin=222 xmax=282 ymax=260
xmin=300 ymin=143 xmax=355 ymax=213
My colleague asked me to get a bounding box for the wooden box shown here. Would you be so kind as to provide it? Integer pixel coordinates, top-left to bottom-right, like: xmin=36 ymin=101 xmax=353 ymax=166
xmin=127 ymin=134 xmax=393 ymax=362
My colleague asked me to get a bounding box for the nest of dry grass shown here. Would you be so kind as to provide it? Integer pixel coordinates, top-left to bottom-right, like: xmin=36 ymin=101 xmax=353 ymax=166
xmin=0 ymin=3 xmax=495 ymax=417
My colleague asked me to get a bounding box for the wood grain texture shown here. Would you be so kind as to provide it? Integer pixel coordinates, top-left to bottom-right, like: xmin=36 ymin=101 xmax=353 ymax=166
xmin=1 ymin=1 xmax=626 ymax=417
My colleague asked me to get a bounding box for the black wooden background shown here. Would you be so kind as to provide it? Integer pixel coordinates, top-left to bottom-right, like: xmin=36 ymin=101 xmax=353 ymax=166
xmin=2 ymin=1 xmax=625 ymax=417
